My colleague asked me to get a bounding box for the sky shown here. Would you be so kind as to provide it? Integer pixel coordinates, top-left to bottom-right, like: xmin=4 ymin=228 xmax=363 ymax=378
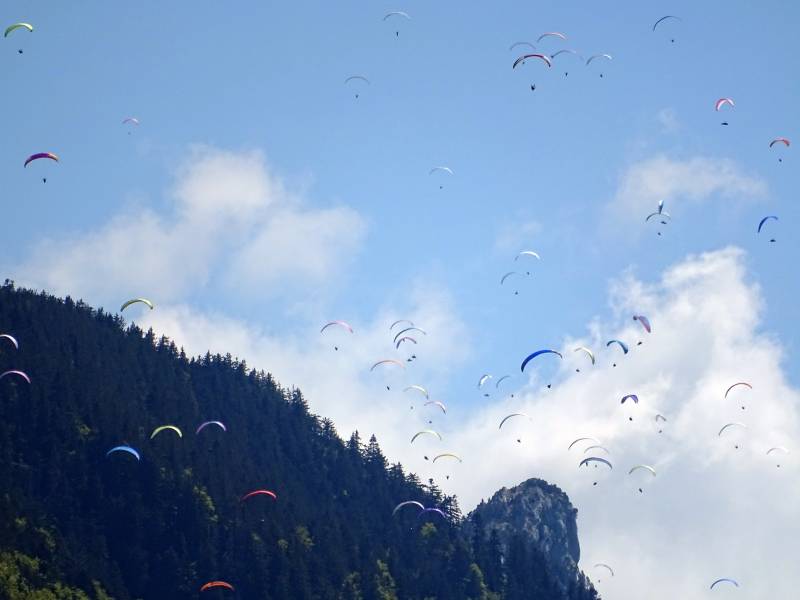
xmin=2 ymin=1 xmax=800 ymax=598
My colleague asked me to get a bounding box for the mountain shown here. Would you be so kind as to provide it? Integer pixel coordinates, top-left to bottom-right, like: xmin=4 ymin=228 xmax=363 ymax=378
xmin=0 ymin=281 xmax=598 ymax=600
xmin=467 ymin=479 xmax=593 ymax=599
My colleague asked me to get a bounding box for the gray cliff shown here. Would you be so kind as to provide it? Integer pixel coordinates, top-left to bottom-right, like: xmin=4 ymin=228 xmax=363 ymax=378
xmin=466 ymin=478 xmax=586 ymax=593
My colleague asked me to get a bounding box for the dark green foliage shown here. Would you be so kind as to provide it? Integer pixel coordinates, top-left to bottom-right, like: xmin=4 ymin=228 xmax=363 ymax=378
xmin=0 ymin=282 xmax=599 ymax=599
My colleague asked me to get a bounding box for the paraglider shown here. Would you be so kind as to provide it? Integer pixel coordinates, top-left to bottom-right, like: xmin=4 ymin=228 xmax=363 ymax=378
xmin=241 ymin=490 xmax=277 ymax=502
xmin=200 ymin=581 xmax=235 ymax=593
xmin=433 ymin=453 xmax=461 ymax=463
xmin=550 ymin=49 xmax=582 ymax=76
xmin=429 ymin=166 xmax=454 ymax=176
xmin=499 ymin=413 xmax=529 ymax=429
xmin=633 ymin=315 xmax=651 ymax=333
xmin=393 ymin=327 xmax=426 ymax=344
xmin=150 ymin=425 xmax=183 ymax=439
xmin=770 ymin=138 xmax=790 ymax=162
xmin=584 ymin=445 xmax=610 ymax=455
xmin=725 ymin=382 xmax=752 ymax=410
xmin=0 ymin=334 xmax=19 ymax=350
xmin=120 ymin=298 xmax=154 ymax=312
xmin=4 ymin=23 xmax=33 ymax=38
xmin=515 ymin=250 xmax=540 ymax=261
xmin=537 ymin=32 xmax=567 ymax=43
xmin=509 ymin=41 xmax=536 ymax=52
xmin=395 ymin=336 xmax=417 ymax=349
xmin=24 ymin=152 xmax=58 ymax=168
xmin=24 ymin=152 xmax=58 ymax=182
xmin=585 ymin=53 xmax=612 ymax=77
xmin=392 ymin=500 xmax=425 ymax=516
xmin=715 ymin=98 xmax=735 ymax=111
xmin=709 ymin=578 xmax=739 ymax=590
xmin=404 ymin=385 xmax=429 ymax=399
xmin=196 ymin=421 xmax=226 ymax=435
xmin=418 ymin=507 xmax=447 ymax=520
xmin=628 ymin=465 xmax=656 ymax=476
xmin=719 ymin=422 xmax=747 ymax=448
xmin=568 ymin=437 xmax=600 ymax=451
xmin=411 ymin=430 xmax=442 ymax=443
xmin=4 ymin=23 xmax=32 ymax=54
xmin=606 ymin=340 xmax=628 ymax=354
xmin=579 ymin=457 xmax=612 ymax=469
xmin=573 ymin=346 xmax=595 ymax=372
xmin=477 ymin=374 xmax=493 ymax=389
xmin=0 ymin=370 xmax=30 ymax=384
xmin=629 ymin=464 xmax=656 ymax=493
xmin=655 ymin=414 xmax=667 ymax=433
xmin=122 ymin=117 xmax=140 ymax=126
xmin=370 ymin=359 xmax=405 ymax=372
xmin=429 ymin=166 xmax=453 ymax=188
xmin=344 ymin=75 xmax=370 ymax=98
xmin=652 ymin=16 xmax=682 ymax=42
xmin=383 ymin=11 xmax=410 ymax=36
xmin=515 ymin=251 xmax=540 ymax=274
xmin=594 ymin=563 xmax=614 ymax=577
xmin=758 ymin=215 xmax=778 ymax=242
xmin=390 ymin=319 xmax=414 ymax=331
xmin=767 ymin=446 xmax=789 ymax=467
xmin=106 ymin=446 xmax=141 ymax=461
xmin=520 ymin=349 xmax=562 ymax=372
xmin=320 ymin=320 xmax=353 ymax=334
xmin=718 ymin=422 xmax=746 ymax=436
xmin=621 ymin=394 xmax=639 ymax=404
xmin=606 ymin=340 xmax=628 ymax=366
xmin=512 ymin=54 xmax=552 ymax=69
xmin=321 ymin=320 xmax=354 ymax=350
xmin=424 ymin=400 xmax=447 ymax=414
xmin=501 ymin=271 xmax=521 ymax=295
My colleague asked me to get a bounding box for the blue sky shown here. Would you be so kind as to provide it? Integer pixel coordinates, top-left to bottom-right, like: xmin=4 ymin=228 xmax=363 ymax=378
xmin=3 ymin=2 xmax=800 ymax=597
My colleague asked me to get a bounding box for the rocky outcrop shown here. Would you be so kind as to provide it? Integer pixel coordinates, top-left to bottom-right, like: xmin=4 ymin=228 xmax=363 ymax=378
xmin=466 ymin=478 xmax=584 ymax=593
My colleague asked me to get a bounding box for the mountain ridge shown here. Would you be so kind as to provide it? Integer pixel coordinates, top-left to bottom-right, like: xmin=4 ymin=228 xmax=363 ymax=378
xmin=0 ymin=281 xmax=598 ymax=600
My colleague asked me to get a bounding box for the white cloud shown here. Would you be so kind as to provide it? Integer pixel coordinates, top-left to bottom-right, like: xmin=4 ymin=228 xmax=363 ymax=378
xmin=228 ymin=206 xmax=366 ymax=292
xmin=13 ymin=147 xmax=366 ymax=306
xmin=136 ymin=245 xmax=799 ymax=599
xmin=656 ymin=108 xmax=680 ymax=134
xmin=137 ymin=282 xmax=472 ymax=468
xmin=609 ymin=155 xmax=767 ymax=220
xmin=494 ymin=219 xmax=542 ymax=254
xmin=442 ymin=247 xmax=800 ymax=599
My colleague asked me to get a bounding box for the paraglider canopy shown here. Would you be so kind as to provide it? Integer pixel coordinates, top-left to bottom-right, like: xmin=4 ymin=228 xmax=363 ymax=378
xmin=579 ymin=456 xmax=612 ymax=469
xmin=499 ymin=413 xmax=529 ymax=429
xmin=392 ymin=500 xmax=425 ymax=516
xmin=106 ymin=446 xmax=141 ymax=461
xmin=196 ymin=420 xmax=227 ymax=435
xmin=714 ymin=98 xmax=735 ymax=111
xmin=240 ymin=490 xmax=277 ymax=502
xmin=537 ymin=32 xmax=567 ymax=42
xmin=200 ymin=581 xmax=235 ymax=593
xmin=512 ymin=54 xmax=553 ymax=69
xmin=709 ymin=578 xmax=739 ymax=590
xmin=120 ymin=298 xmax=154 ymax=312
xmin=633 ymin=315 xmax=651 ymax=333
xmin=410 ymin=429 xmax=442 ymax=444
xmin=24 ymin=152 xmax=59 ymax=168
xmin=520 ymin=349 xmax=563 ymax=372
xmin=4 ymin=23 xmax=33 ymax=37
xmin=150 ymin=425 xmax=183 ymax=439
xmin=0 ymin=370 xmax=30 ymax=384
xmin=0 ymin=334 xmax=19 ymax=350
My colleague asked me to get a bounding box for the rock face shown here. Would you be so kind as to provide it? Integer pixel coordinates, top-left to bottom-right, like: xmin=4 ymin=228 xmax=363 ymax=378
xmin=467 ymin=478 xmax=583 ymax=592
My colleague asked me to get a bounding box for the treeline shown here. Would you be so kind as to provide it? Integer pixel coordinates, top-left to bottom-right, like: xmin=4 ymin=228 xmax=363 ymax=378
xmin=0 ymin=281 xmax=597 ymax=600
